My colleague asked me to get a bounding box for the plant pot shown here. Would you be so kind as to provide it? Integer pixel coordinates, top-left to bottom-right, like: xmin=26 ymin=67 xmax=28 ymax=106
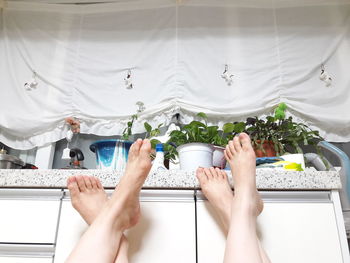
xmin=177 ymin=143 xmax=214 ymax=171
xmin=90 ymin=139 xmax=133 ymax=170
xmin=254 ymin=140 xmax=276 ymax=157
xmin=213 ymin=146 xmax=226 ymax=169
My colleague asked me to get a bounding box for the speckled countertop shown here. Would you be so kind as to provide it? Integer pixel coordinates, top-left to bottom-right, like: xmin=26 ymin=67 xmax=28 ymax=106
xmin=0 ymin=168 xmax=341 ymax=190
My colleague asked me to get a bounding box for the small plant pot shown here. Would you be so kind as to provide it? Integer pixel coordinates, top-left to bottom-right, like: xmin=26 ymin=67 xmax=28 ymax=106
xmin=90 ymin=139 xmax=133 ymax=170
xmin=177 ymin=143 xmax=214 ymax=171
xmin=254 ymin=140 xmax=276 ymax=157
xmin=213 ymin=146 xmax=226 ymax=169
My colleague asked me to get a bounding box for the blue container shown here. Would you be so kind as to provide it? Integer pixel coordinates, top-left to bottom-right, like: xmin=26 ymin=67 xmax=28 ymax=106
xmin=90 ymin=139 xmax=133 ymax=170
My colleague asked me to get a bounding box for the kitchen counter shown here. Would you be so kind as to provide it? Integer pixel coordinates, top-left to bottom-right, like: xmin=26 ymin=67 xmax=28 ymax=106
xmin=0 ymin=168 xmax=341 ymax=189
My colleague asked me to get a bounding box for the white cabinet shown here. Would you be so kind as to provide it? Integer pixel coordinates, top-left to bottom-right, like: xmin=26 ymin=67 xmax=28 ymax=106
xmin=0 ymin=189 xmax=62 ymax=244
xmin=54 ymin=189 xmax=196 ymax=263
xmin=0 ymin=187 xmax=348 ymax=262
xmin=197 ymin=191 xmax=349 ymax=263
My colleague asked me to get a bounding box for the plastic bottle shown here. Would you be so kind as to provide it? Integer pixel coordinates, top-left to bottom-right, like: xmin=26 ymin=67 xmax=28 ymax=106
xmin=150 ymin=144 xmax=167 ymax=173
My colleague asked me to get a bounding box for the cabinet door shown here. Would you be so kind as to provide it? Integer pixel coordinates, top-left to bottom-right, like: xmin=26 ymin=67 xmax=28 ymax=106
xmin=54 ymin=189 xmax=196 ymax=263
xmin=0 ymin=244 xmax=54 ymax=263
xmin=0 ymin=257 xmax=52 ymax=263
xmin=0 ymin=189 xmax=62 ymax=244
xmin=197 ymin=191 xmax=345 ymax=263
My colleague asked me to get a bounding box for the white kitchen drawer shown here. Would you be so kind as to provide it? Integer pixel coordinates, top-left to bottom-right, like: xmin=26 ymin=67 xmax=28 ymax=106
xmin=0 ymin=189 xmax=62 ymax=244
xmin=0 ymin=244 xmax=54 ymax=263
xmin=197 ymin=191 xmax=346 ymax=263
xmin=0 ymin=257 xmax=52 ymax=263
xmin=54 ymin=189 xmax=196 ymax=263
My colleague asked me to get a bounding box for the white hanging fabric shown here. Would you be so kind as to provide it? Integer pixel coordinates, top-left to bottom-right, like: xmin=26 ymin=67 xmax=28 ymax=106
xmin=0 ymin=0 xmax=350 ymax=150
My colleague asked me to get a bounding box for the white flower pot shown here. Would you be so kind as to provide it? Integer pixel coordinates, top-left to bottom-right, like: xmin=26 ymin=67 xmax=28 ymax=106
xmin=177 ymin=143 xmax=214 ymax=171
xmin=213 ymin=146 xmax=226 ymax=169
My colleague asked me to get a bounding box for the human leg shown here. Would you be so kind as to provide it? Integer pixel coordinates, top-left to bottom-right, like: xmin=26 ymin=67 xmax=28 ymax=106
xmin=67 ymin=175 xmax=129 ymax=263
xmin=223 ymin=133 xmax=265 ymax=263
xmin=66 ymin=138 xmax=151 ymax=263
xmin=196 ymin=133 xmax=271 ymax=263
xmin=196 ymin=166 xmax=270 ymax=263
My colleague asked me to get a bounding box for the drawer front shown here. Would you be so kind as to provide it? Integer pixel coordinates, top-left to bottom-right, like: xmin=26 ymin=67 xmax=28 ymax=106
xmin=54 ymin=189 xmax=196 ymax=263
xmin=197 ymin=191 xmax=343 ymax=263
xmin=0 ymin=189 xmax=62 ymax=244
xmin=0 ymin=244 xmax=54 ymax=263
xmin=0 ymin=257 xmax=52 ymax=263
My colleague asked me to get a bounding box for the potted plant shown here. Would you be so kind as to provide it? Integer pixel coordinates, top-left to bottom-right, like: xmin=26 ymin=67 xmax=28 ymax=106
xmin=164 ymin=112 xmax=220 ymax=170
xmin=243 ymin=103 xmax=323 ymax=158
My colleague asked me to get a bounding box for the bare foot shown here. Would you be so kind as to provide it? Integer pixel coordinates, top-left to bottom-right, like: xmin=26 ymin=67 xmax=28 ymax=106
xmin=196 ymin=158 xmax=270 ymax=262
xmin=196 ymin=167 xmax=233 ymax=232
xmin=67 ymin=175 xmax=108 ymax=225
xmin=67 ymin=175 xmax=130 ymax=263
xmin=224 ymin=133 xmax=263 ymax=216
xmin=106 ymin=138 xmax=152 ymax=230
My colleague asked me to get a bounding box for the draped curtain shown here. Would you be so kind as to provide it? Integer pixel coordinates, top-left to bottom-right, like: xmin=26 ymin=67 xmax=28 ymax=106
xmin=1 ymin=0 xmax=350 ymax=149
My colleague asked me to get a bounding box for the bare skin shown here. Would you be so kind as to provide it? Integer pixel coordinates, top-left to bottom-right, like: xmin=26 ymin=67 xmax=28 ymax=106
xmin=224 ymin=134 xmax=263 ymax=217
xmin=67 ymin=175 xmax=108 ymax=225
xmin=66 ymin=138 xmax=151 ymax=263
xmin=67 ymin=175 xmax=129 ymax=263
xmin=196 ymin=167 xmax=233 ymax=232
xmin=196 ymin=133 xmax=271 ymax=263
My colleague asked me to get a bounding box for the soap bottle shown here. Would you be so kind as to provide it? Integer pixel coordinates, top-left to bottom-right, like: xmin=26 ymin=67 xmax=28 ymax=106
xmin=151 ymin=144 xmax=167 ymax=173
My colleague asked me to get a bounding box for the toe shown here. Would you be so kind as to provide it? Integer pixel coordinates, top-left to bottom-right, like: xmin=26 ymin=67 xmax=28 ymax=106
xmin=233 ymin=135 xmax=242 ymax=152
xmin=67 ymin=176 xmax=72 ymax=185
xmin=225 ymin=146 xmax=233 ymax=161
xmin=209 ymin=167 xmax=219 ymax=179
xmin=215 ymin=167 xmax=223 ymax=179
xmin=84 ymin=176 xmax=93 ymax=190
xmin=67 ymin=176 xmax=80 ymax=198
xmin=95 ymin=177 xmax=104 ymax=189
xmin=76 ymin=175 xmax=87 ymax=192
xmin=140 ymin=139 xmax=151 ymax=154
xmin=129 ymin=139 xmax=142 ymax=160
xmin=90 ymin=176 xmax=98 ymax=190
xmin=228 ymin=140 xmax=236 ymax=156
xmin=239 ymin=133 xmax=253 ymax=151
xmin=220 ymin=169 xmax=228 ymax=181
xmin=196 ymin=167 xmax=208 ymax=185
xmin=203 ymin=168 xmax=214 ymax=180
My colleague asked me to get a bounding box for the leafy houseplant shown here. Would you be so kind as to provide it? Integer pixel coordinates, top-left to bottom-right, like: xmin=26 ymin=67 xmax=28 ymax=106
xmin=163 ymin=113 xmax=221 ymax=169
xmin=121 ymin=114 xmax=138 ymax=141
xmin=155 ymin=113 xmax=246 ymax=168
xmin=244 ymin=103 xmax=323 ymax=157
xmin=167 ymin=112 xmax=245 ymax=149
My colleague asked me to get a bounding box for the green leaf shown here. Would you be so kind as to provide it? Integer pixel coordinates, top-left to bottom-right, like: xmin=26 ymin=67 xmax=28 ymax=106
xmin=150 ymin=128 xmax=161 ymax=137
xmin=233 ymin=122 xmax=246 ymax=133
xmin=197 ymin=112 xmax=208 ymax=120
xmin=222 ymin=123 xmax=235 ymax=134
xmin=150 ymin=139 xmax=161 ymax=149
xmin=189 ymin=121 xmax=206 ymax=128
xmin=144 ymin=122 xmax=152 ymax=133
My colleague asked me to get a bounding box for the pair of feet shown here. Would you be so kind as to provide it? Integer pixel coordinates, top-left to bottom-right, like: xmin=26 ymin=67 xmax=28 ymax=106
xmin=68 ymin=138 xmax=152 ymax=256
xmin=196 ymin=133 xmax=263 ymax=233
xmin=67 ymin=133 xmax=262 ymax=252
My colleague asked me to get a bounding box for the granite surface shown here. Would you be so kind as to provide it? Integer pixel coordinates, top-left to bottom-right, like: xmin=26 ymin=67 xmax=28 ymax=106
xmin=0 ymin=168 xmax=342 ymax=189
